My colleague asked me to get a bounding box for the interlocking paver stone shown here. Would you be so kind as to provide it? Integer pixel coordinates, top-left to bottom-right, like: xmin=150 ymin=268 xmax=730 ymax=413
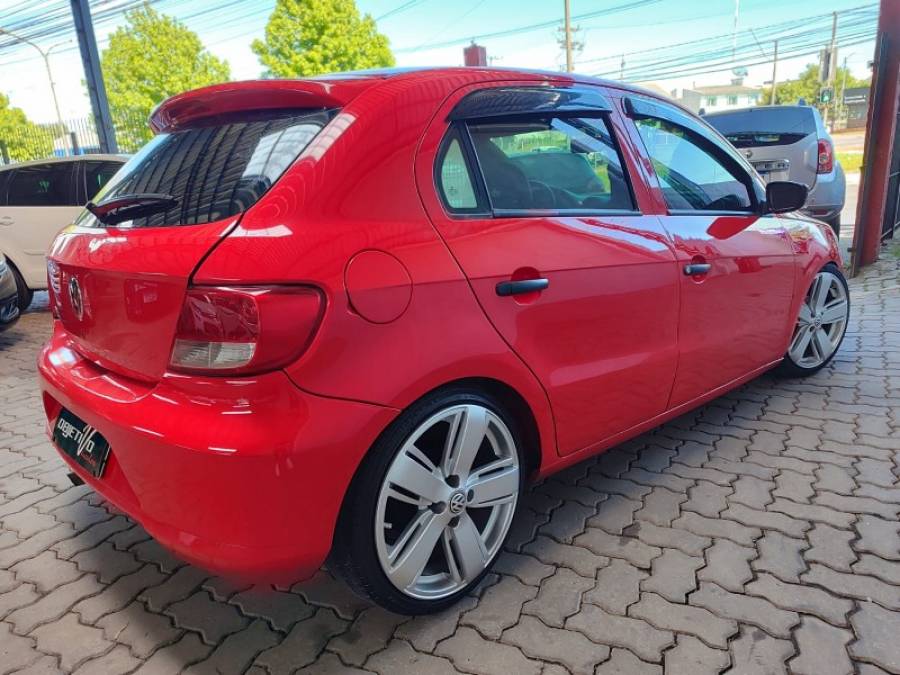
xmin=326 ymin=606 xmax=406 ymax=666
xmin=254 ymin=609 xmax=347 ymax=674
xmin=185 ymin=619 xmax=281 ymax=675
xmin=522 ymin=566 xmax=592 ymax=627
xmin=73 ymin=645 xmax=142 ymax=675
xmin=501 ymin=615 xmax=609 ymax=675
xmin=30 ymin=613 xmax=112 ymax=672
xmin=664 ymin=634 xmax=730 ymax=674
xmin=753 ymin=530 xmax=807 ymax=582
xmin=746 ymin=573 xmax=853 ymax=626
xmin=584 ymin=559 xmax=647 ymax=614
xmin=8 ymin=573 xmax=104 ymax=635
xmin=594 ymin=648 xmax=662 ymax=674
xmin=789 ymin=617 xmax=854 ymax=675
xmin=522 ymin=535 xmax=610 ymax=578
xmin=726 ymin=625 xmax=794 ymax=674
xmin=366 ymin=639 xmax=461 ymax=675
xmin=566 ymin=603 xmax=673 ymax=662
xmin=690 ymin=582 xmax=799 ymax=638
xmin=97 ymin=600 xmax=183 ymax=658
xmin=131 ymin=632 xmax=212 ymax=675
xmin=629 ymin=592 xmax=736 ymax=648
xmin=697 ymin=538 xmax=754 ymax=591
xmin=849 ymin=601 xmax=900 ymax=672
xmin=165 ymin=590 xmax=249 ymax=645
xmin=805 ymin=522 xmax=857 ymax=571
xmin=434 ymin=626 xmax=542 ymax=675
xmin=641 ymin=548 xmax=702 ymax=602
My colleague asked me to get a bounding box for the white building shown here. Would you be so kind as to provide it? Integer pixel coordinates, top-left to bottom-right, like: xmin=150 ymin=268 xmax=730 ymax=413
xmin=675 ymin=79 xmax=763 ymax=114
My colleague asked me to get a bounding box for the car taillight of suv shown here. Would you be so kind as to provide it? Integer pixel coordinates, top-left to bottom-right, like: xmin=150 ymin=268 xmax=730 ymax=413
xmin=817 ymin=138 xmax=834 ymax=174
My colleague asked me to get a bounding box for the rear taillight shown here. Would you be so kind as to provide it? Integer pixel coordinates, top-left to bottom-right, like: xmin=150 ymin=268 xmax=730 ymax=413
xmin=817 ymin=138 xmax=834 ymax=174
xmin=169 ymin=286 xmax=324 ymax=375
xmin=47 ymin=259 xmax=61 ymax=319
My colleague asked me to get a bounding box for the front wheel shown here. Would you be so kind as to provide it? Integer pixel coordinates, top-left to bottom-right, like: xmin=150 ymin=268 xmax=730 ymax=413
xmin=777 ymin=262 xmax=849 ymax=377
xmin=331 ymin=388 xmax=523 ymax=614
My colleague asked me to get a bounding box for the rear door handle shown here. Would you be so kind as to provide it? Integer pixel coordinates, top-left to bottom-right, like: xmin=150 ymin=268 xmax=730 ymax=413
xmin=496 ymin=278 xmax=549 ymax=296
xmin=683 ymin=263 xmax=712 ymax=276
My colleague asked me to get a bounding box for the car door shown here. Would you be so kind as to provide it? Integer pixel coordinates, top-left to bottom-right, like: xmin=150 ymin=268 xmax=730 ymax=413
xmin=416 ymin=84 xmax=680 ymax=456
xmin=2 ymin=161 xmax=81 ymax=288
xmin=622 ymin=96 xmax=795 ymax=407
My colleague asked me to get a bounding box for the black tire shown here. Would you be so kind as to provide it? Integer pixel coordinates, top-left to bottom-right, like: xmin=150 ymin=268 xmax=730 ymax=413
xmin=776 ymin=262 xmax=849 ymax=378
xmin=826 ymin=214 xmax=841 ymax=239
xmin=9 ymin=263 xmax=33 ymax=312
xmin=330 ymin=385 xmax=525 ymax=615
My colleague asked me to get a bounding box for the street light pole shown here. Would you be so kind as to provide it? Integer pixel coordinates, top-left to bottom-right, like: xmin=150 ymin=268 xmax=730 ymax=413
xmin=0 ymin=28 xmax=70 ymax=155
xmin=771 ymin=39 xmax=779 ymax=105
xmin=563 ymin=0 xmax=573 ymax=73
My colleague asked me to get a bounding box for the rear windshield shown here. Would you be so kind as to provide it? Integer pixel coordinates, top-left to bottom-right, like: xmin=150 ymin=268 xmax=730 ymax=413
xmin=80 ymin=109 xmax=335 ymax=227
xmin=705 ymin=107 xmax=816 ymax=148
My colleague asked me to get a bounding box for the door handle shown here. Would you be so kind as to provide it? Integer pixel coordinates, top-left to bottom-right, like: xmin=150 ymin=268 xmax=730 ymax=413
xmin=683 ymin=263 xmax=712 ymax=276
xmin=496 ymin=278 xmax=549 ymax=296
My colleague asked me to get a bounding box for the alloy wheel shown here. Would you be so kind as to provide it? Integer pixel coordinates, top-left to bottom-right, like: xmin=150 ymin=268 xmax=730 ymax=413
xmin=788 ymin=270 xmax=849 ymax=369
xmin=374 ymin=404 xmax=520 ymax=600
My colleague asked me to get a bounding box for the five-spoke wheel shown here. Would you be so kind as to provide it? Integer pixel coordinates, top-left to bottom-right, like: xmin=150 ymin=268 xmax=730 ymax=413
xmin=781 ymin=263 xmax=849 ymax=375
xmin=332 ymin=389 xmax=523 ymax=614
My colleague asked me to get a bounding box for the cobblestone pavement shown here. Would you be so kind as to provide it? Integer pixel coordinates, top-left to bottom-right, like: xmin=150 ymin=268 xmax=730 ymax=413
xmin=1 ymin=249 xmax=899 ymax=675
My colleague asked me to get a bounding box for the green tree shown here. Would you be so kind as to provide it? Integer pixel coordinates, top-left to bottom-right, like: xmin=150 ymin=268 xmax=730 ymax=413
xmin=0 ymin=93 xmax=52 ymax=162
xmin=759 ymin=63 xmax=869 ymax=106
xmin=252 ymin=0 xmax=395 ymax=78
xmin=101 ymin=5 xmax=230 ymax=149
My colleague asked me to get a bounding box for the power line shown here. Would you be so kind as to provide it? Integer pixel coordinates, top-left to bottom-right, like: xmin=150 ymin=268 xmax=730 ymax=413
xmin=394 ymin=0 xmax=661 ymax=53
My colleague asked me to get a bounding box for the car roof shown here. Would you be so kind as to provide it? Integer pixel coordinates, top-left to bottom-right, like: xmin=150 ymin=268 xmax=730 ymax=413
xmin=151 ymin=67 xmax=689 ymax=133
xmin=0 ymin=154 xmax=128 ymax=172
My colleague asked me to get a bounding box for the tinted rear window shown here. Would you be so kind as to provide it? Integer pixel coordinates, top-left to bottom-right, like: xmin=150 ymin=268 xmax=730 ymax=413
xmin=705 ymin=108 xmax=816 ymax=147
xmin=82 ymin=109 xmax=335 ymax=227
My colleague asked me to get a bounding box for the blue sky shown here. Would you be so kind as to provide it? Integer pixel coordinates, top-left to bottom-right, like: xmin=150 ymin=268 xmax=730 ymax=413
xmin=0 ymin=0 xmax=879 ymax=122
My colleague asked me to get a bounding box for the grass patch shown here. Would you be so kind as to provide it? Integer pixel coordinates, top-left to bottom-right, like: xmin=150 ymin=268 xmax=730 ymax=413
xmin=837 ymin=151 xmax=863 ymax=173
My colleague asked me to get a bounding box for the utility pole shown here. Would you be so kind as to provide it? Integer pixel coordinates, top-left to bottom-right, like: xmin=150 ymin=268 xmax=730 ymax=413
xmin=564 ymin=0 xmax=573 ymax=72
xmin=770 ymin=39 xmax=779 ymax=105
xmin=824 ymin=10 xmax=838 ymax=127
xmin=70 ymin=0 xmax=117 ymax=153
xmin=0 ymin=28 xmax=70 ymax=155
xmin=732 ymin=0 xmax=740 ymax=59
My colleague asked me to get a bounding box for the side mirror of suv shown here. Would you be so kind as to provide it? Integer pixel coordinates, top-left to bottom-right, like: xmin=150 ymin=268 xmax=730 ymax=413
xmin=765 ymin=181 xmax=808 ymax=214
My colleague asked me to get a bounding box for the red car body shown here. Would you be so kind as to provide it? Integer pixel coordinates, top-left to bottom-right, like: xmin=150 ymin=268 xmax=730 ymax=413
xmin=38 ymin=68 xmax=841 ymax=583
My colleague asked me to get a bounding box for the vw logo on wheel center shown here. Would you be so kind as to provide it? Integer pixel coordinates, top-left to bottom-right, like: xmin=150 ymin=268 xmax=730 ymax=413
xmin=448 ymin=491 xmax=467 ymax=514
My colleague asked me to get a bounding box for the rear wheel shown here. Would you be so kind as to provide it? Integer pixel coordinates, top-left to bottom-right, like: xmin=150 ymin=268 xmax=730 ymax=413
xmin=9 ymin=264 xmax=33 ymax=312
xmin=777 ymin=263 xmax=849 ymax=377
xmin=332 ymin=387 xmax=523 ymax=614
xmin=826 ymin=214 xmax=841 ymax=238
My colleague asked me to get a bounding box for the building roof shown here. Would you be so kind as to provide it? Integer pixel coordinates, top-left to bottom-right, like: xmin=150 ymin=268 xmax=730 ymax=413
xmin=693 ymin=84 xmax=761 ymax=96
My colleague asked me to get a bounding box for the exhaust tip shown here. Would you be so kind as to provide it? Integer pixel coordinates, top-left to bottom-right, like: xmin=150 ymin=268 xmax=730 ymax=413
xmin=67 ymin=471 xmax=85 ymax=487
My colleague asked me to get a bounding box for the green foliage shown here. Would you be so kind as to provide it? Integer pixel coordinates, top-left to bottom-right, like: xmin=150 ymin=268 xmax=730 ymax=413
xmin=0 ymin=93 xmax=52 ymax=162
xmin=759 ymin=63 xmax=869 ymax=106
xmin=101 ymin=5 xmax=230 ymax=142
xmin=252 ymin=0 xmax=395 ymax=78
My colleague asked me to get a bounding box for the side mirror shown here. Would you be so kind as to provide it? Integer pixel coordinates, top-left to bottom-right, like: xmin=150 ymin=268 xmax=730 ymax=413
xmin=765 ymin=181 xmax=808 ymax=214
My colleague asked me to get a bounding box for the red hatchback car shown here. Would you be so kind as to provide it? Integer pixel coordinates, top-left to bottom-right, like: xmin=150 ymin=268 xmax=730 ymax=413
xmin=39 ymin=67 xmax=849 ymax=614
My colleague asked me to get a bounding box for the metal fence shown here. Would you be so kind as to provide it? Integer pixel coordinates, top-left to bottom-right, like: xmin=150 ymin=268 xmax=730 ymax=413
xmin=0 ymin=111 xmax=151 ymax=164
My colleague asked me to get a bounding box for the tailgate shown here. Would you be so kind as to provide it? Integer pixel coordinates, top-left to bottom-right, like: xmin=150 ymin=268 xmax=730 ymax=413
xmin=50 ymin=221 xmax=233 ymax=382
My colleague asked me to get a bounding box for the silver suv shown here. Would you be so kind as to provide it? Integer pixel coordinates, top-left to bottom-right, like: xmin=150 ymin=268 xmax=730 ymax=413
xmin=704 ymin=105 xmax=845 ymax=235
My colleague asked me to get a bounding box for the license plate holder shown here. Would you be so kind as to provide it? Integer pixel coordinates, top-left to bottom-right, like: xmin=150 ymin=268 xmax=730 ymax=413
xmin=53 ymin=408 xmax=111 ymax=478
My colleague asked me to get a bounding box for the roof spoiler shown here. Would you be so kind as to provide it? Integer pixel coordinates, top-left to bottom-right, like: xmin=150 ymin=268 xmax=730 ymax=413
xmin=149 ymin=79 xmax=373 ymax=133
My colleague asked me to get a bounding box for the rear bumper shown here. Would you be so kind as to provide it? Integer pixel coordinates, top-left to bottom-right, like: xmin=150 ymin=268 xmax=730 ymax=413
xmin=38 ymin=325 xmax=397 ymax=583
xmin=803 ymin=163 xmax=845 ymax=221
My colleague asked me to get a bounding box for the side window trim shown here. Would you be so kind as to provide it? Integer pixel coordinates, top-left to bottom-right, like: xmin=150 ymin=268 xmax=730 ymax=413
xmin=434 ymin=123 xmax=491 ymax=216
xmin=623 ymin=96 xmax=764 ymax=210
xmin=463 ymin=111 xmax=643 ymax=218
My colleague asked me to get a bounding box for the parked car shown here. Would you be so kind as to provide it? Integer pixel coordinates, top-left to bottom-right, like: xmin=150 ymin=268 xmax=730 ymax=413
xmin=0 ymin=254 xmax=20 ymax=331
xmin=703 ymin=105 xmax=845 ymax=236
xmin=0 ymin=155 xmax=126 ymax=310
xmin=38 ymin=69 xmax=848 ymax=615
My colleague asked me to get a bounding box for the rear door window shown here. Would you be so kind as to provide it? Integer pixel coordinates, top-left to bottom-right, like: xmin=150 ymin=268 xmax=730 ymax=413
xmin=84 ymin=109 xmax=335 ymax=227
xmin=7 ymin=163 xmax=78 ymax=206
xmin=83 ymin=161 xmax=124 ymax=201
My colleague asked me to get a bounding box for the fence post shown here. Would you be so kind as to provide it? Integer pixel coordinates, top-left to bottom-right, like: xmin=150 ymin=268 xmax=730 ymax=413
xmin=69 ymin=131 xmax=81 ymax=155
